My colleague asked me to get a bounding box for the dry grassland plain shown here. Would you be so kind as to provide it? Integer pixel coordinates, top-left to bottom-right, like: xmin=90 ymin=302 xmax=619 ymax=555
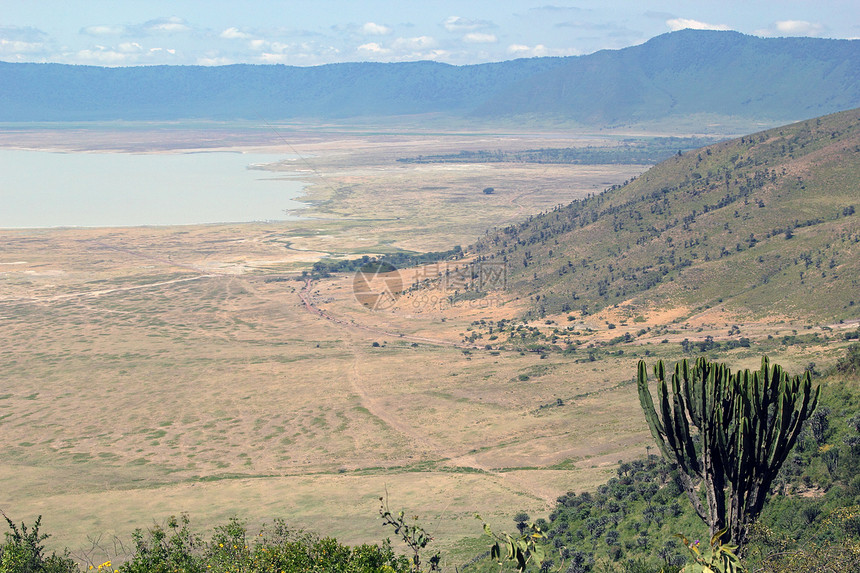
xmin=0 ymin=125 xmax=845 ymax=564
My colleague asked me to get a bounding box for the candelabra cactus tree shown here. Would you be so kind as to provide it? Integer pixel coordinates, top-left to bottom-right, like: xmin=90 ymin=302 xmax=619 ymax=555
xmin=637 ymin=356 xmax=819 ymax=549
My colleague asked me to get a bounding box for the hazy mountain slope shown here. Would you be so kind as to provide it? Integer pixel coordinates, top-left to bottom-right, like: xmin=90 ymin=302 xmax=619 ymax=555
xmin=471 ymin=108 xmax=860 ymax=321
xmin=1 ymin=30 xmax=858 ymax=125
xmin=0 ymin=58 xmax=565 ymax=121
xmin=471 ymin=30 xmax=860 ymax=125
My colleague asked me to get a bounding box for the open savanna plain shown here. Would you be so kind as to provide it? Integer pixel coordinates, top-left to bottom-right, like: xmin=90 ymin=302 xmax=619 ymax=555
xmin=1 ymin=124 xmax=851 ymax=566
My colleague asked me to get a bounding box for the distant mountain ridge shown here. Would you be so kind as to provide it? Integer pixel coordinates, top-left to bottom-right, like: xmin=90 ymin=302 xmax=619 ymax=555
xmin=1 ymin=30 xmax=858 ymax=126
xmin=471 ymin=31 xmax=860 ymax=125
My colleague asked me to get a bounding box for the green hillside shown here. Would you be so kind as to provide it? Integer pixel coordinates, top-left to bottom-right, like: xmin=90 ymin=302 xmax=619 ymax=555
xmin=471 ymin=108 xmax=860 ymax=321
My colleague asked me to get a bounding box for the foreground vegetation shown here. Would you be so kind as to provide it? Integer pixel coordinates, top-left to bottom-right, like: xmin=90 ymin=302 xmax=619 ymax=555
xmin=506 ymin=347 xmax=860 ymax=572
xmin=0 ymin=513 xmax=414 ymax=573
xmin=4 ymin=347 xmax=859 ymax=573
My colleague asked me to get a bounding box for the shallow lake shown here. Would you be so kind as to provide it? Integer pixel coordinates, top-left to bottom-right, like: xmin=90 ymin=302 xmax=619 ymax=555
xmin=0 ymin=150 xmax=307 ymax=228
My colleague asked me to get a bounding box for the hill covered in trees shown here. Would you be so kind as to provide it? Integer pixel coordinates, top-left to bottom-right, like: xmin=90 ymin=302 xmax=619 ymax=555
xmin=469 ymin=107 xmax=860 ymax=322
xmin=1 ymin=30 xmax=858 ymax=128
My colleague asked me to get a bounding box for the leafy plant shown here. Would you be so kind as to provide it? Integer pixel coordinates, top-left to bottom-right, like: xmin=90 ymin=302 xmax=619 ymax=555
xmin=478 ymin=514 xmax=553 ymax=572
xmin=836 ymin=343 xmax=860 ymax=375
xmin=675 ymin=529 xmax=742 ymax=573
xmin=205 ymin=517 xmax=250 ymax=573
xmin=378 ymin=497 xmax=439 ymax=572
xmin=118 ymin=514 xmax=203 ymax=573
xmin=0 ymin=512 xmax=77 ymax=573
xmin=637 ymin=357 xmax=819 ymax=549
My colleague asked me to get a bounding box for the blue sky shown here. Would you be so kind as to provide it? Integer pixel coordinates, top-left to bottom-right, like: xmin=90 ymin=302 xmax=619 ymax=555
xmin=1 ymin=1 xmax=858 ymax=67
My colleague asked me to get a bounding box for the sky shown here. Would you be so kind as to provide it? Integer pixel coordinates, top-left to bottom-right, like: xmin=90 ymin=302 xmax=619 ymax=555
xmin=1 ymin=1 xmax=858 ymax=67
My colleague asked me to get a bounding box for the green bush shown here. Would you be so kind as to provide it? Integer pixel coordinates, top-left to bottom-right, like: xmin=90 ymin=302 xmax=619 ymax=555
xmin=1 ymin=513 xmax=411 ymax=573
xmin=0 ymin=514 xmax=77 ymax=573
xmin=118 ymin=514 xmax=203 ymax=573
xmin=836 ymin=343 xmax=860 ymax=375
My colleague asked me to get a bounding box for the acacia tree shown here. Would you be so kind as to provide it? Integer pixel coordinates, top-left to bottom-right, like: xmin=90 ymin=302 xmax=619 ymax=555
xmin=637 ymin=356 xmax=819 ymax=549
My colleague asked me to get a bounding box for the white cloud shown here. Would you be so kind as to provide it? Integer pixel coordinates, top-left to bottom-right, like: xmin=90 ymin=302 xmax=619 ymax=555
xmin=142 ymin=17 xmax=191 ymax=35
xmin=80 ymin=25 xmax=125 ymax=37
xmin=255 ymin=43 xmax=340 ymax=65
xmin=774 ymin=20 xmax=825 ymax=36
xmin=1 ymin=25 xmax=47 ymax=42
xmin=289 ymin=43 xmax=341 ymax=64
xmin=354 ymin=37 xmax=449 ymax=62
xmin=463 ymin=32 xmax=497 ymax=44
xmin=0 ymin=26 xmax=49 ymax=59
xmin=199 ymin=38 xmax=340 ymax=66
xmin=0 ymin=38 xmax=46 ymax=55
xmin=357 ymin=42 xmax=390 ymax=55
xmin=666 ymin=18 xmax=731 ymax=32
xmin=259 ymin=52 xmax=290 ymax=63
xmin=423 ymin=49 xmax=452 ymax=61
xmin=444 ymin=16 xmax=493 ymax=32
xmin=268 ymin=41 xmax=291 ymax=54
xmin=118 ymin=42 xmax=143 ymax=53
xmin=246 ymin=39 xmax=294 ymax=56
xmin=362 ymin=22 xmax=392 ymax=35
xmin=0 ymin=25 xmax=49 ymax=58
xmin=754 ymin=20 xmax=826 ymax=37
xmin=506 ymin=43 xmax=578 ymax=58
xmin=197 ymin=56 xmax=234 ymax=66
xmin=79 ymin=18 xmax=192 ymax=41
xmin=508 ymin=43 xmax=546 ymax=56
xmin=220 ymin=27 xmax=253 ymax=40
xmin=74 ymin=47 xmax=133 ymax=65
xmin=529 ymin=5 xmax=586 ymax=14
xmin=392 ymin=36 xmax=436 ymax=50
xmin=61 ymin=42 xmax=180 ymax=65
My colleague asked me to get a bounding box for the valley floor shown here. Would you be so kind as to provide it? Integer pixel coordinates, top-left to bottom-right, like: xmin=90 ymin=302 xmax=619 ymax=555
xmin=0 ymin=125 xmax=852 ymax=564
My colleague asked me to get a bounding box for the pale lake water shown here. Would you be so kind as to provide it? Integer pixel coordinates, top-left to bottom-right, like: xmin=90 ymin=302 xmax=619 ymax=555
xmin=0 ymin=150 xmax=308 ymax=228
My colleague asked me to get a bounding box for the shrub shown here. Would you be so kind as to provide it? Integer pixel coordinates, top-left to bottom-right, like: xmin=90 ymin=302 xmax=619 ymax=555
xmin=119 ymin=514 xmax=203 ymax=573
xmin=836 ymin=343 xmax=860 ymax=374
xmin=0 ymin=513 xmax=78 ymax=573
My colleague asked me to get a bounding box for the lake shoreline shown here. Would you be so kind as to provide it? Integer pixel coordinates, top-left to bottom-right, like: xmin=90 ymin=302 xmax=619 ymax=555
xmin=0 ymin=148 xmax=311 ymax=229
